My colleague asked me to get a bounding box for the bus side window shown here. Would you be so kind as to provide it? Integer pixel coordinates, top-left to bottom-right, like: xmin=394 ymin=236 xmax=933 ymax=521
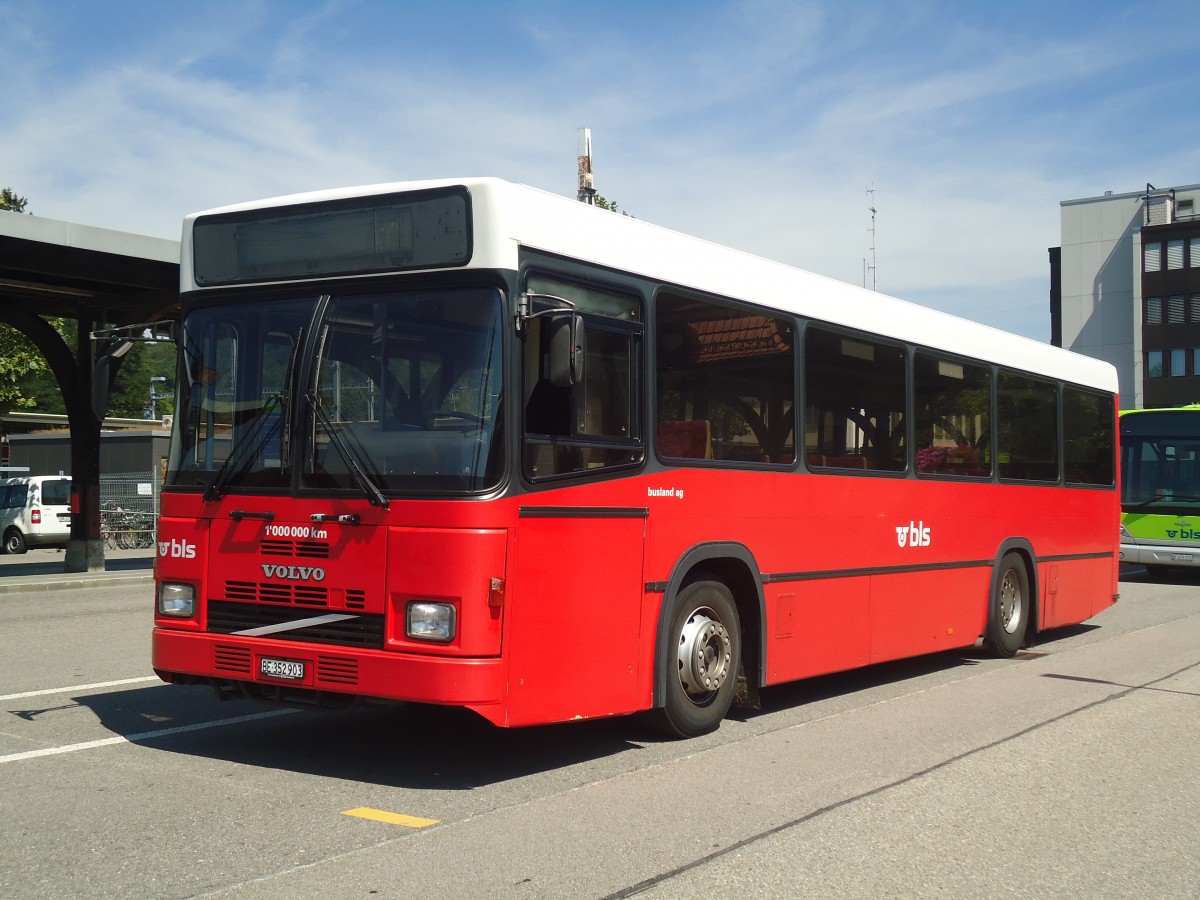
xmin=804 ymin=326 xmax=905 ymax=473
xmin=998 ymin=371 xmax=1058 ymax=482
xmin=914 ymin=352 xmax=991 ymax=477
xmin=521 ymin=275 xmax=643 ymax=480
xmin=656 ymin=292 xmax=794 ymax=465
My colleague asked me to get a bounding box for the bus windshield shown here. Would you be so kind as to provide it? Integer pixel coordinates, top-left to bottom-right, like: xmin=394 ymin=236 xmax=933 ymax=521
xmin=1120 ymin=424 xmax=1200 ymax=514
xmin=168 ymin=287 xmax=504 ymax=495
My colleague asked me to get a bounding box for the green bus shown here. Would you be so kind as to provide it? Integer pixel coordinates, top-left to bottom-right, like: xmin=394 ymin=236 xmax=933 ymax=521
xmin=1120 ymin=404 xmax=1200 ymax=573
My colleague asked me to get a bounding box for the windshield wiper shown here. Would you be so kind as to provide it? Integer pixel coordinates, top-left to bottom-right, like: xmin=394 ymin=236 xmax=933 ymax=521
xmin=203 ymin=392 xmax=286 ymax=502
xmin=305 ymin=390 xmax=389 ymax=509
xmin=1125 ymin=493 xmax=1200 ymax=512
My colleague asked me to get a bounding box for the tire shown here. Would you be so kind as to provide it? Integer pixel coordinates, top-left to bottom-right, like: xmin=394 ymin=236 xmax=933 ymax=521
xmin=4 ymin=528 xmax=27 ymax=555
xmin=987 ymin=552 xmax=1029 ymax=657
xmin=648 ymin=576 xmax=741 ymax=738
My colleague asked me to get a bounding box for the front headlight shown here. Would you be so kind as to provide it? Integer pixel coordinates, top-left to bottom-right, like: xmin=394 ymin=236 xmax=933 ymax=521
xmin=158 ymin=582 xmax=196 ymax=618
xmin=406 ymin=601 xmax=456 ymax=642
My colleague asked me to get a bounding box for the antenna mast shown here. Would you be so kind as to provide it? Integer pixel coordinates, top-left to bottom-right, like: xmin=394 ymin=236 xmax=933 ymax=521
xmin=577 ymin=128 xmax=596 ymax=205
xmin=866 ymin=184 xmax=877 ymax=291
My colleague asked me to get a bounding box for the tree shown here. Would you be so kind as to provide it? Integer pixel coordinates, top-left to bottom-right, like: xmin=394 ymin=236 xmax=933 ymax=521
xmin=1 ymin=187 xmax=30 ymax=213
xmin=0 ymin=326 xmax=50 ymax=409
xmin=0 ymin=186 xmax=45 ymax=411
xmin=593 ymin=194 xmax=632 ymax=216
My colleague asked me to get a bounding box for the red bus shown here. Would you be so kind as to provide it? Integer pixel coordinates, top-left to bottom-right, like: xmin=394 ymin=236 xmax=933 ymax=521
xmin=153 ymin=178 xmax=1119 ymax=737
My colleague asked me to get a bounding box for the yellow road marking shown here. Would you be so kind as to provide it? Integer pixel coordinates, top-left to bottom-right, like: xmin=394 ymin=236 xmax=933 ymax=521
xmin=343 ymin=807 xmax=439 ymax=828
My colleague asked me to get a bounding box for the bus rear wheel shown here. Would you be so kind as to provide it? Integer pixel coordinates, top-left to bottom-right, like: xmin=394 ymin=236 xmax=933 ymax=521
xmin=987 ymin=552 xmax=1028 ymax=657
xmin=648 ymin=576 xmax=741 ymax=738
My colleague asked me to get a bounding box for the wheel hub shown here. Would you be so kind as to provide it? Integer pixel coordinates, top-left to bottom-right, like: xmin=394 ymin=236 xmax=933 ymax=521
xmin=999 ymin=571 xmax=1023 ymax=634
xmin=676 ymin=608 xmax=732 ymax=697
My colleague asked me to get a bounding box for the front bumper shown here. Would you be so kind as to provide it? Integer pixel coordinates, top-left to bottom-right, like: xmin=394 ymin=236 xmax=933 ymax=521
xmin=1119 ymin=542 xmax=1200 ymax=568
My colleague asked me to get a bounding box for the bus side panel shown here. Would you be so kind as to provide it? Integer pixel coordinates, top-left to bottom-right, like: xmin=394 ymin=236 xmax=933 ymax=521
xmin=765 ymin=579 xmax=869 ymax=685
xmin=1039 ymin=557 xmax=1117 ymax=631
xmin=505 ymin=514 xmax=646 ymax=726
xmin=868 ymin=567 xmax=988 ymax=664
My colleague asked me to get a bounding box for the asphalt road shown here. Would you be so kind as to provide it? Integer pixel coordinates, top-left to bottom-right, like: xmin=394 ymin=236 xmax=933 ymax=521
xmin=0 ymin=565 xmax=1196 ymax=898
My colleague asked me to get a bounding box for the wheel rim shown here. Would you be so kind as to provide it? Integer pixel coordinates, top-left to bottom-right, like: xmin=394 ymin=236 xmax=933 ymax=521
xmin=999 ymin=568 xmax=1023 ymax=635
xmin=676 ymin=606 xmax=732 ymax=700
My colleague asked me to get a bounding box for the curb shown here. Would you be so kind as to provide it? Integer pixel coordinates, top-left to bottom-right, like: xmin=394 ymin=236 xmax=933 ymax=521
xmin=0 ymin=572 xmax=153 ymax=595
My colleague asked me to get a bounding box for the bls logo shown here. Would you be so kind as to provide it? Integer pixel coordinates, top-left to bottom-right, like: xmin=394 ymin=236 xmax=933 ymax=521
xmin=158 ymin=538 xmax=197 ymax=559
xmin=895 ymin=520 xmax=932 ymax=548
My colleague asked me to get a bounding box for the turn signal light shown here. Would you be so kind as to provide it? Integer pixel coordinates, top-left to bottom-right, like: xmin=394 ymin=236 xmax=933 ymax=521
xmin=488 ymin=576 xmax=505 ymax=608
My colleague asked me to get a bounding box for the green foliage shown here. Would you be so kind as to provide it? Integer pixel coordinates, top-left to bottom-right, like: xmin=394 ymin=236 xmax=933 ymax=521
xmin=593 ymin=194 xmax=632 ymax=217
xmin=107 ymin=340 xmax=176 ymax=419
xmin=0 ymin=324 xmax=52 ymax=410
xmin=8 ymin=320 xmax=176 ymax=419
xmin=0 ymin=187 xmax=30 ymax=213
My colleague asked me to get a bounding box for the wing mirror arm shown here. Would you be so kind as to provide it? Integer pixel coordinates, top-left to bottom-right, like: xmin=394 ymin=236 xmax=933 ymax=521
xmin=515 ymin=292 xmax=586 ymax=387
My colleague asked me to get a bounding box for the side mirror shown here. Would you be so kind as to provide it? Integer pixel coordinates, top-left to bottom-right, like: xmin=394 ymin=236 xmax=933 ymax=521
xmin=548 ymin=314 xmax=586 ymax=387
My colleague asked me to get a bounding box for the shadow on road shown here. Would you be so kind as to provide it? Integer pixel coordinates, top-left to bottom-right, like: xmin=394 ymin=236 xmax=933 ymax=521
xmin=1120 ymin=562 xmax=1200 ymax=584
xmin=52 ymin=622 xmax=1103 ymax=788
xmin=68 ymin=683 xmax=644 ymax=789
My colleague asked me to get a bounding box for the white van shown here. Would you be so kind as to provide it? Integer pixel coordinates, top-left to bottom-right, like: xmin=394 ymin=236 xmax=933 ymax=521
xmin=0 ymin=475 xmax=73 ymax=554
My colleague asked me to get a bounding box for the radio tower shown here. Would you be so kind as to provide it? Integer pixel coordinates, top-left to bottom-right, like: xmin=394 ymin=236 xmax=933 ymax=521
xmin=865 ymin=184 xmax=877 ymax=291
xmin=577 ymin=128 xmax=596 ymax=205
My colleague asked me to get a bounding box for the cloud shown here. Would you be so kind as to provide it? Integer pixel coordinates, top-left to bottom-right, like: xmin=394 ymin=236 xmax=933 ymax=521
xmin=3 ymin=0 xmax=1196 ymax=341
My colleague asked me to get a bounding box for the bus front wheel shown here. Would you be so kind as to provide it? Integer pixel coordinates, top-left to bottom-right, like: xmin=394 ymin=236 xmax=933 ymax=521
xmin=649 ymin=576 xmax=741 ymax=738
xmin=987 ymin=552 xmax=1028 ymax=657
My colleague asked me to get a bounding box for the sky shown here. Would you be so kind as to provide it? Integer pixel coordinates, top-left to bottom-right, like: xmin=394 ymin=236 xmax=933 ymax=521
xmin=3 ymin=0 xmax=1199 ymax=341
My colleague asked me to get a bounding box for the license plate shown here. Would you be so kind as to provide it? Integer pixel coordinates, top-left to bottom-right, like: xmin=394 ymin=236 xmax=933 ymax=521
xmin=260 ymin=658 xmax=305 ymax=680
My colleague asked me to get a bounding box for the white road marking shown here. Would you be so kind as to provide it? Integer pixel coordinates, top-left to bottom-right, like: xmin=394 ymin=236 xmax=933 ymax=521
xmin=0 ymin=708 xmax=299 ymax=764
xmin=0 ymin=675 xmax=161 ymax=702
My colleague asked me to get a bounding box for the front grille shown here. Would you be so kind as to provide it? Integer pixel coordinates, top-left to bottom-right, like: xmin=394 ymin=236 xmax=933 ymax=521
xmin=258 ymin=539 xmax=330 ymax=559
xmin=214 ymin=643 xmax=253 ymax=675
xmin=207 ymin=600 xmax=385 ymax=649
xmin=317 ymin=655 xmax=359 ymax=686
xmin=224 ymin=580 xmax=330 ymax=606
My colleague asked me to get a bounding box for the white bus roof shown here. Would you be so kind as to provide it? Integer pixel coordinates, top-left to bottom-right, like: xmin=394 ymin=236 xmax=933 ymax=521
xmin=182 ymin=177 xmax=1117 ymax=393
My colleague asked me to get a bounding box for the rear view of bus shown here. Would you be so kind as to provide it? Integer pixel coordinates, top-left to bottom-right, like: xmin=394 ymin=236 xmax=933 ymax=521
xmin=1119 ymin=405 xmax=1200 ymax=573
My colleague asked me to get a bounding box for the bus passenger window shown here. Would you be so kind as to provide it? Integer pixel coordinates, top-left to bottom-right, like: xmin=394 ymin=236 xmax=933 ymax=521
xmin=914 ymin=353 xmax=991 ymax=477
xmin=804 ymin=326 xmax=905 ymax=472
xmin=656 ymin=293 xmax=795 ymax=465
xmin=1064 ymin=387 xmax=1114 ymax=485
xmin=998 ymin=372 xmax=1058 ymax=482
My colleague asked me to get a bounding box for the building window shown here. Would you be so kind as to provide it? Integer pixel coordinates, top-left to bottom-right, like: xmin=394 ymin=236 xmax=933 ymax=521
xmin=1145 ymin=296 xmax=1162 ymax=324
xmin=1192 ymin=348 xmax=1200 ymax=375
xmin=1191 ymin=295 xmax=1200 ymax=322
xmin=1192 ymin=237 xmax=1200 ymax=267
xmin=1168 ymin=239 xmax=1185 ymax=270
xmin=1171 ymin=348 xmax=1186 ymax=376
xmin=1169 ymin=295 xmax=1187 ymax=323
xmin=1148 ymin=350 xmax=1164 ymax=378
xmin=1145 ymin=242 xmax=1162 ymax=272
